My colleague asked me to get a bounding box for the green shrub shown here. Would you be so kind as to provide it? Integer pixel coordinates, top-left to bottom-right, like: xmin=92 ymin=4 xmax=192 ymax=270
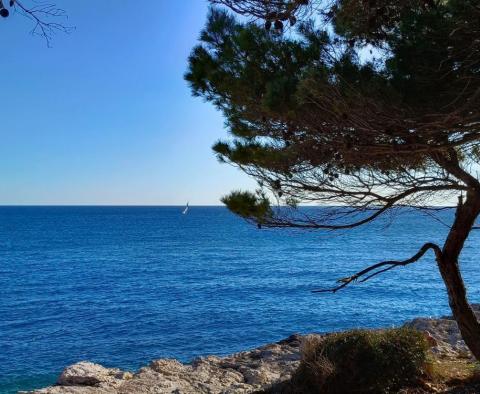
xmin=267 ymin=328 xmax=431 ymax=394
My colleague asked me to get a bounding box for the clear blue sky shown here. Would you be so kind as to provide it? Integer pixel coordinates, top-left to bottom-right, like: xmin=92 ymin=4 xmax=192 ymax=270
xmin=0 ymin=0 xmax=255 ymax=205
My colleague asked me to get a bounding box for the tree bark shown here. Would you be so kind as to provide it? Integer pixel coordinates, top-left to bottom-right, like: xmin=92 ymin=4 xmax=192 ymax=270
xmin=438 ymin=189 xmax=480 ymax=360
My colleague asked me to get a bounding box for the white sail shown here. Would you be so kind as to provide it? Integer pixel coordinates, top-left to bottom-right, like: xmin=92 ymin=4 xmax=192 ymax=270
xmin=182 ymin=202 xmax=189 ymax=214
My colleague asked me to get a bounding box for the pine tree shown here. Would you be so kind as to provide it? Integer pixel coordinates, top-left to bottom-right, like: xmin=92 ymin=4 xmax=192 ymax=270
xmin=186 ymin=1 xmax=480 ymax=359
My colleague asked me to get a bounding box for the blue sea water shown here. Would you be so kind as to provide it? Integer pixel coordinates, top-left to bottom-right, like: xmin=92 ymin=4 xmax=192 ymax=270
xmin=1 ymin=206 xmax=479 ymax=393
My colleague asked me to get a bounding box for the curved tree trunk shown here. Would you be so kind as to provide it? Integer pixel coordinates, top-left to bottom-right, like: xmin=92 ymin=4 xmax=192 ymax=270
xmin=438 ymin=190 xmax=480 ymax=360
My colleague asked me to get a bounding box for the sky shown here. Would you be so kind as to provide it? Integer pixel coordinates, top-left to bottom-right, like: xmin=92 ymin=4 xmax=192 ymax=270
xmin=0 ymin=0 xmax=256 ymax=205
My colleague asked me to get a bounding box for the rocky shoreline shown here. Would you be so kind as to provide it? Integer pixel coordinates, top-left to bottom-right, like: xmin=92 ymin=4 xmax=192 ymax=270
xmin=24 ymin=306 xmax=480 ymax=394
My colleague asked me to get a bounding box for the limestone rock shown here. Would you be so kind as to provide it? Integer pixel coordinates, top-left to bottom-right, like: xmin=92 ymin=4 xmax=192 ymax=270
xmin=27 ymin=307 xmax=480 ymax=393
xmin=404 ymin=303 xmax=480 ymax=359
xmin=27 ymin=335 xmax=304 ymax=394
xmin=57 ymin=362 xmax=124 ymax=387
xmin=26 ymin=362 xmax=131 ymax=394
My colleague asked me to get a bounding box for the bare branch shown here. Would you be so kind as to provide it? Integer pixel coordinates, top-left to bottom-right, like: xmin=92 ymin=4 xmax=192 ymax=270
xmin=258 ymin=185 xmax=465 ymax=230
xmin=210 ymin=0 xmax=322 ymax=21
xmin=433 ymin=149 xmax=480 ymax=192
xmin=12 ymin=0 xmax=73 ymax=46
xmin=312 ymin=242 xmax=442 ymax=293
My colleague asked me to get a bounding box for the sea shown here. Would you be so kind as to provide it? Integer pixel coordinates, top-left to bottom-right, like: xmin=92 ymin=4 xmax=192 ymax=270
xmin=1 ymin=206 xmax=479 ymax=393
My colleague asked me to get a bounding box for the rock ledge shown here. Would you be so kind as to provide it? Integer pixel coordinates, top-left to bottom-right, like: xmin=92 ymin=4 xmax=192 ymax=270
xmin=24 ymin=305 xmax=480 ymax=394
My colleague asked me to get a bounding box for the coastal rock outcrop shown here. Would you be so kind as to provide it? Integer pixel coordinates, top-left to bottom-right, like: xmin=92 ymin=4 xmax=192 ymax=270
xmin=406 ymin=304 xmax=480 ymax=359
xmin=57 ymin=362 xmax=131 ymax=387
xmin=25 ymin=334 xmax=303 ymax=394
xmin=26 ymin=305 xmax=480 ymax=394
xmin=25 ymin=362 xmax=132 ymax=394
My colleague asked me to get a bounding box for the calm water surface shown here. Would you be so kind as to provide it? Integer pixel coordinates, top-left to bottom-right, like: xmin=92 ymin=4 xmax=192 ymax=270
xmin=1 ymin=206 xmax=479 ymax=393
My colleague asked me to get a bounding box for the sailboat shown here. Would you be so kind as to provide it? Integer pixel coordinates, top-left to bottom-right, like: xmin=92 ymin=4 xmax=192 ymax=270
xmin=182 ymin=202 xmax=189 ymax=215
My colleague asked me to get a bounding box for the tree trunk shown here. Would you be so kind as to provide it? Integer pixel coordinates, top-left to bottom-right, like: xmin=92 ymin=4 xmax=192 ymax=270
xmin=438 ymin=190 xmax=480 ymax=360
